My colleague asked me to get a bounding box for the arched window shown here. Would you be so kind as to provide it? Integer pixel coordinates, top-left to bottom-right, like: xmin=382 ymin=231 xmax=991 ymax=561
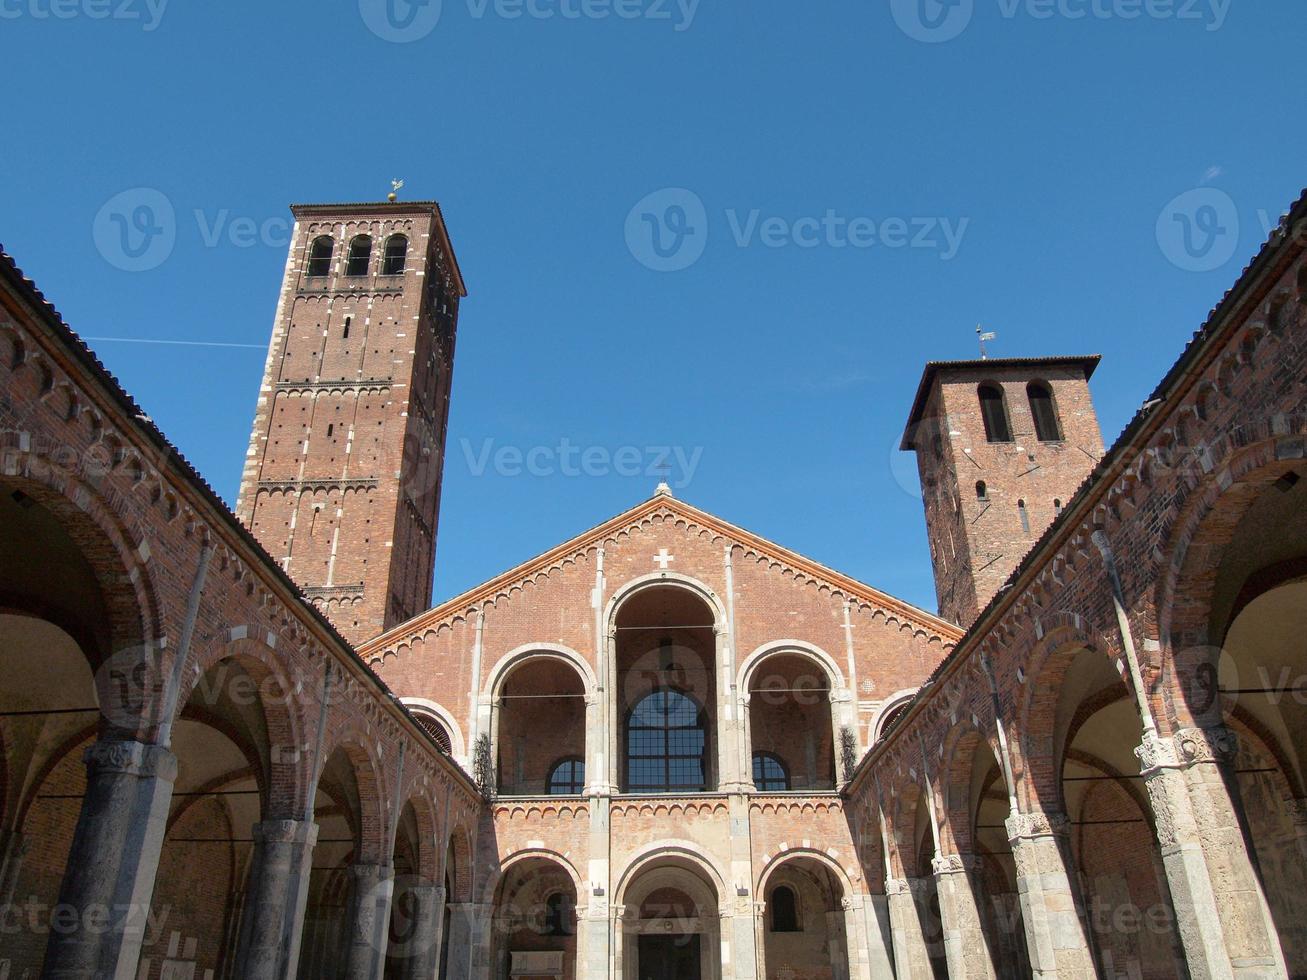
xmin=975 ymin=481 xmax=988 ymax=501
xmin=627 ymin=689 xmax=706 ymax=793
xmin=1018 ymin=499 xmax=1031 ymax=534
xmin=412 ymin=710 xmax=452 ymax=753
xmin=769 ymin=885 xmax=800 ymax=932
xmin=382 ymin=234 xmax=408 ymax=275
xmin=345 ymin=235 xmax=372 ymax=277
xmin=547 ymin=757 xmax=585 ymax=795
xmin=306 ymin=236 xmax=333 ymax=277
xmin=1027 ymin=380 xmax=1062 ymax=441
xmin=752 ymin=752 xmax=789 ymax=792
xmin=978 ymin=384 xmax=1012 ymax=442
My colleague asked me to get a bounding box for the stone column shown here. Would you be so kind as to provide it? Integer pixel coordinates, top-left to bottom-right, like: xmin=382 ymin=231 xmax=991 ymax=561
xmin=44 ymin=738 xmax=177 ymax=979
xmin=1289 ymin=798 xmax=1307 ymax=864
xmin=855 ymin=892 xmax=895 ymax=980
xmin=443 ymin=901 xmax=492 ymax=980
xmin=1137 ymin=726 xmax=1287 ymax=979
xmin=1004 ymin=810 xmax=1094 ymax=979
xmin=575 ymin=901 xmax=608 ymax=980
xmin=0 ymin=828 xmax=28 ymax=909
xmin=932 ymin=852 xmax=997 ymax=980
xmin=346 ymin=862 xmax=395 ymax=980
xmin=403 ymin=883 xmax=446 ymax=980
xmin=885 ymin=876 xmax=932 ymax=980
xmin=234 ymin=818 xmax=318 ymax=980
xmin=716 ymin=627 xmax=749 ymax=793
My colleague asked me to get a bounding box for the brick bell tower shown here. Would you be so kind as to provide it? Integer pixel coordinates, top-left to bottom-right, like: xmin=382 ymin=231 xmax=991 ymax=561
xmin=237 ymin=200 xmax=465 ymax=645
xmin=901 ymin=356 xmax=1104 ymax=628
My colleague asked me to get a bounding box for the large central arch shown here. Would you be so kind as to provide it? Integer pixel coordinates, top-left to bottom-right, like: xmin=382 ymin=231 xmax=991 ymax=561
xmin=615 ymin=844 xmax=728 ymax=980
xmin=607 ymin=575 xmax=726 ymax=795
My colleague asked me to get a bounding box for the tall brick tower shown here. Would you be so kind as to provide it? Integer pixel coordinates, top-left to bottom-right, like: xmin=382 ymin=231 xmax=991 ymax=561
xmin=237 ymin=201 xmax=465 ymax=645
xmin=901 ymin=356 xmax=1104 ymax=627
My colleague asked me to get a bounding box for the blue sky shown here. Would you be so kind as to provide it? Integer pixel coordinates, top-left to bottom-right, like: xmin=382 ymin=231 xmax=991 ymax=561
xmin=1 ymin=0 xmax=1302 ymax=616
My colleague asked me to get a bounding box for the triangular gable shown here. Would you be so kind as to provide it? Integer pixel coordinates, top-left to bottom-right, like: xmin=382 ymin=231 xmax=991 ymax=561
xmin=358 ymin=493 xmax=962 ymax=655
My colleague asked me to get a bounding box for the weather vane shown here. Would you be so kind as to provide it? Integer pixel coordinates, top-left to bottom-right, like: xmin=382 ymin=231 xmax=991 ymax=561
xmin=976 ymin=324 xmax=997 ymax=359
xmin=388 ymin=178 xmax=405 ymax=203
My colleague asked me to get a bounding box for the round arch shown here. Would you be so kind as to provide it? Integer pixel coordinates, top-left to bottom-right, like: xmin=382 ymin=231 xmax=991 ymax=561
xmin=613 ymin=840 xmax=729 ymax=909
xmin=737 ymin=640 xmax=846 ymax=696
xmin=317 ymin=730 xmax=389 ymax=865
xmin=603 ymin=572 xmax=728 ymax=633
xmin=482 ymin=642 xmax=598 ymax=701
xmin=756 ymin=847 xmax=858 ymax=898
xmin=869 ymin=688 xmax=918 ymax=744
xmin=400 ymin=697 xmax=466 ymax=760
xmin=485 ymin=848 xmax=586 ymax=905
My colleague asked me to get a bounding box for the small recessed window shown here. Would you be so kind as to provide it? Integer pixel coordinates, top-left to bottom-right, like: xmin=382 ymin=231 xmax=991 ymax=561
xmin=345 ymin=236 xmax=372 ymax=277
xmin=382 ymin=234 xmax=409 ymax=276
xmin=326 ymin=424 xmax=334 ymax=437
xmin=1018 ymin=499 xmax=1031 ymax=534
xmin=1027 ymin=380 xmax=1062 ymax=441
xmin=1053 ymin=498 xmax=1063 ymax=516
xmin=306 ymin=236 xmax=333 ymax=277
xmin=978 ymin=383 xmax=1013 ymax=443
xmin=975 ymin=481 xmax=988 ymax=501
xmin=343 ymin=315 xmax=352 ymax=339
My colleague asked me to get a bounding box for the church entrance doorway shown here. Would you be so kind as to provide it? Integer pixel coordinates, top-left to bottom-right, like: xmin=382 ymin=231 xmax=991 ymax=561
xmin=637 ymin=934 xmax=701 ymax=980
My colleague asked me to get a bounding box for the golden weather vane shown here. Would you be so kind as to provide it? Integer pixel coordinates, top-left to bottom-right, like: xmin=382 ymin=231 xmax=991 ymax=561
xmin=388 ymin=178 xmax=405 ymax=203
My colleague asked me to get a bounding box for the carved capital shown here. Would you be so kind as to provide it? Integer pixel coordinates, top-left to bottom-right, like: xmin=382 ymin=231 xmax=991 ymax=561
xmin=883 ymin=876 xmax=909 ymax=897
xmin=1004 ymin=809 xmax=1068 ymax=841
xmin=1174 ymin=726 xmax=1238 ymax=764
xmin=931 ymin=853 xmax=965 ymax=876
xmin=84 ymin=740 xmax=177 ymax=782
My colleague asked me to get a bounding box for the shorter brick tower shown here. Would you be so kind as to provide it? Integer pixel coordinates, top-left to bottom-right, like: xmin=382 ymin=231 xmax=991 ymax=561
xmin=902 ymin=356 xmax=1104 ymax=627
xmin=237 ymin=201 xmax=465 ymax=645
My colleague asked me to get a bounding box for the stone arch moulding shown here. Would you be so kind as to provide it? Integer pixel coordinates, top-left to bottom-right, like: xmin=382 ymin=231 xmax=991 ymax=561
xmin=869 ymin=688 xmax=919 ymax=744
xmin=481 ymin=642 xmax=598 ymax=701
xmin=613 ymin=839 xmax=730 ymax=908
xmin=737 ymin=640 xmax=847 ymax=699
xmin=756 ymin=846 xmax=860 ymax=899
xmin=485 ymin=848 xmax=587 ymax=905
xmin=400 ymin=697 xmax=467 ymax=761
xmin=603 ymin=571 xmax=728 ymax=633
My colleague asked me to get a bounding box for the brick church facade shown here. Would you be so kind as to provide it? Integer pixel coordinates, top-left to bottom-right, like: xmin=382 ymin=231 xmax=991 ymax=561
xmin=0 ymin=187 xmax=1304 ymax=980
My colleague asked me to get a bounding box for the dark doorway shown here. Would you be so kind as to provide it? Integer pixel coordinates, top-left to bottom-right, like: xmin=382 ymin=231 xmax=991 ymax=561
xmin=637 ymin=934 xmax=701 ymax=980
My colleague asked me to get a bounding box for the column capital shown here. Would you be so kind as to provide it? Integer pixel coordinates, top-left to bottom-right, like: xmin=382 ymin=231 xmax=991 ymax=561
xmin=84 ymin=739 xmax=177 ymax=782
xmin=1136 ymin=725 xmax=1238 ymax=773
xmin=930 ymin=852 xmax=977 ymax=877
xmin=252 ymin=818 xmax=318 ymax=846
xmin=1004 ymin=808 xmax=1069 ymax=842
xmin=883 ymin=876 xmax=909 ymax=897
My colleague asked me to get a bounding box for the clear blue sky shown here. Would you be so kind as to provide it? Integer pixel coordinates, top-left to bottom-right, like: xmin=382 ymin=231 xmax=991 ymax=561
xmin=2 ymin=0 xmax=1301 ymax=616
